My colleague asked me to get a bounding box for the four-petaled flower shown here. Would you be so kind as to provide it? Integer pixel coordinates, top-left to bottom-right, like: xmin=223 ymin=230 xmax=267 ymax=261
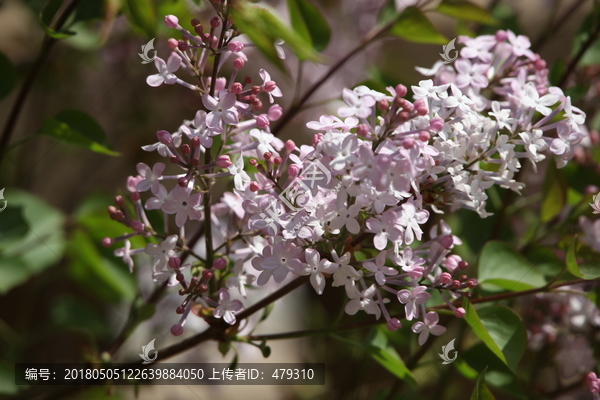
xmin=162 ymin=185 xmax=203 ymax=227
xmin=412 ymin=311 xmax=446 ymax=345
xmin=345 ymin=284 xmax=381 ymax=319
xmin=363 ymin=251 xmax=397 ymax=285
xmin=202 ymin=92 xmax=239 ymax=128
xmin=146 ymin=54 xmax=181 ymax=87
xmin=213 ymin=288 xmax=244 ymax=325
xmin=289 ymin=248 xmax=338 ymax=294
xmin=145 ymin=235 xmax=178 ymax=270
xmin=136 ymin=162 xmax=166 ymax=195
xmin=398 ymin=286 xmax=431 ymax=321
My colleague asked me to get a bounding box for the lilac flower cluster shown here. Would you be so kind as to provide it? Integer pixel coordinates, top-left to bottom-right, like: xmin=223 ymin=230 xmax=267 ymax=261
xmin=104 ymin=15 xmax=589 ymax=346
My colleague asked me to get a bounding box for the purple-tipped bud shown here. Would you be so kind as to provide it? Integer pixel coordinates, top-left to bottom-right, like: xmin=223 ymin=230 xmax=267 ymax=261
xmin=249 ymin=159 xmax=258 ymax=167
xmin=181 ymin=144 xmax=191 ymax=155
xmin=268 ymin=104 xmax=283 ymax=121
xmin=115 ymin=195 xmax=124 ymax=206
xmin=249 ymin=182 xmax=260 ymax=192
xmin=395 ymin=84 xmax=407 ymax=98
xmin=191 ymin=18 xmax=201 ymax=27
xmin=213 ymin=258 xmax=227 ymax=270
xmin=164 ymin=15 xmax=179 ymax=29
xmin=169 ymin=257 xmax=182 ymax=269
xmin=176 ymin=306 xmax=185 ymax=314
xmin=467 ymin=278 xmax=478 ymax=289
xmin=202 ymin=269 xmax=213 ymax=281
xmin=285 ymin=139 xmax=295 ymax=152
xmin=441 ymin=234 xmax=454 ymax=249
xmin=273 ymin=156 xmax=282 ymax=165
xmin=263 ymin=81 xmax=277 ymax=92
xmin=252 ymin=98 xmax=263 ymax=111
xmin=171 ymin=324 xmax=184 ymax=336
xmin=429 ymin=117 xmax=444 ymax=132
xmin=130 ymin=192 xmax=140 ymax=202
xmin=387 ymin=318 xmax=402 ymax=331
xmin=167 ymin=38 xmax=179 ymax=50
xmin=157 ymin=130 xmax=173 ymax=145
xmin=178 ymin=40 xmax=189 ymax=51
xmin=131 ymin=220 xmax=145 ymax=233
xmin=228 ymin=41 xmax=244 ymax=53
xmin=378 ymin=99 xmax=389 ymax=111
xmin=458 ymin=260 xmax=469 ymax=270
xmin=256 ymin=114 xmax=270 ymax=128
xmin=231 ymin=82 xmax=243 ymax=94
xmin=216 ymin=155 xmax=232 ymax=168
xmin=233 ymin=57 xmax=245 ymax=70
xmin=452 ymin=280 xmax=461 ymax=289
xmin=357 ymin=124 xmax=370 ymax=137
xmin=199 ymin=284 xmax=208 ymax=293
xmin=440 ymin=272 xmax=452 ymax=284
xmin=414 ymin=98 xmax=428 ymax=115
xmin=454 ymin=307 xmax=466 ymax=318
xmin=263 ymin=152 xmax=272 ymax=161
xmin=288 ymin=164 xmax=301 ymax=177
xmin=178 ymin=177 xmax=188 ymax=187
xmin=210 ymin=17 xmax=220 ymax=27
xmin=190 ymin=136 xmax=200 ymax=148
xmin=194 ymin=25 xmax=203 ymax=35
xmin=102 ymin=238 xmax=112 ymax=247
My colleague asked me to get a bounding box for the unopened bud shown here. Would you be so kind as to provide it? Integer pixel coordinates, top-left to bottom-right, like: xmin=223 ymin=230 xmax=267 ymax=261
xmin=357 ymin=124 xmax=370 ymax=137
xmin=252 ymin=98 xmax=263 ymax=111
xmin=387 ymin=318 xmax=402 ymax=331
xmin=312 ymin=133 xmax=323 ymax=147
xmin=102 ymin=238 xmax=112 ymax=247
xmin=440 ymin=235 xmax=454 ymax=249
xmin=157 ymin=130 xmax=172 ymax=145
xmin=213 ymin=258 xmax=227 ymax=270
xmin=210 ymin=17 xmax=220 ymax=27
xmin=169 ymin=257 xmax=182 ymax=269
xmin=171 ymin=324 xmax=184 ymax=336
xmin=202 ymin=269 xmax=213 ymax=281
xmin=419 ymin=131 xmax=430 ymax=142
xmin=467 ymin=278 xmax=478 ymax=288
xmin=233 ymin=57 xmax=245 ymax=70
xmin=231 ymin=82 xmax=243 ymax=94
xmin=115 ymin=195 xmax=124 ymax=206
xmin=288 ymin=164 xmax=301 ymax=177
xmin=454 ymin=307 xmax=466 ymax=318
xmin=263 ymin=152 xmax=272 ymax=160
xmin=452 ymin=280 xmax=461 ymax=289
xmin=458 ymin=260 xmax=469 ymax=270
xmin=252 ymin=85 xmax=262 ymax=95
xmin=216 ymin=155 xmax=232 ymax=168
xmin=178 ymin=40 xmax=188 ymax=51
xmin=395 ymin=84 xmax=407 ymax=98
xmin=264 ymin=81 xmax=277 ymax=92
xmin=440 ymin=272 xmax=452 ymax=284
xmin=176 ymin=306 xmax=185 ymax=314
xmin=181 ymin=144 xmax=191 ymax=155
xmin=414 ymin=99 xmax=428 ymax=115
xmin=244 ymin=76 xmax=252 ymax=84
xmin=131 ymin=220 xmax=145 ymax=233
xmin=402 ymin=137 xmax=415 ymax=149
xmin=178 ymin=177 xmax=188 ymax=187
xmin=249 ymin=182 xmax=260 ymax=192
xmin=194 ymin=25 xmax=203 ymax=35
xmin=268 ymin=104 xmax=283 ymax=121
xmin=495 ymin=30 xmax=508 ymax=42
xmin=228 ymin=41 xmax=244 ymax=53
xmin=164 ymin=15 xmax=179 ymax=29
xmin=130 ymin=192 xmax=140 ymax=202
xmin=167 ymin=38 xmax=179 ymax=50
xmin=249 ymin=159 xmax=258 ymax=167
xmin=273 ymin=156 xmax=282 ymax=165
xmin=378 ymin=99 xmax=389 ymax=111
xmin=199 ymin=284 xmax=208 ymax=293
xmin=191 ymin=18 xmax=201 ymax=27
xmin=256 ymin=114 xmax=269 ymax=128
xmin=285 ymin=140 xmax=295 ymax=152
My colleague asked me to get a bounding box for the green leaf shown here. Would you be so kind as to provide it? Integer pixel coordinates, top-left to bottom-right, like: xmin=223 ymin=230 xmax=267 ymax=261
xmin=550 ymin=58 xmax=565 ymax=86
xmin=67 ymin=228 xmax=136 ymax=302
xmin=389 ymin=7 xmax=448 ymax=45
xmin=232 ymin=3 xmax=320 ymax=72
xmin=287 ymin=0 xmax=331 ymax=52
xmin=378 ymin=0 xmax=398 ymax=25
xmin=540 ymin=160 xmax=567 ymax=222
xmin=572 ymin=10 xmax=600 ymax=67
xmin=0 ymin=206 xmax=29 ymax=243
xmin=478 ymin=241 xmax=547 ymax=292
xmin=124 ymin=0 xmax=156 ymax=38
xmin=463 ymin=301 xmax=527 ymax=372
xmin=436 ymin=0 xmax=499 ymax=26
xmin=566 ymin=236 xmax=583 ymax=278
xmin=470 ymin=367 xmax=497 ymax=400
xmin=74 ymin=0 xmax=105 ymax=22
xmin=40 ymin=110 xmax=120 ymax=156
xmin=0 ymin=52 xmax=16 ymax=100
xmin=363 ymin=328 xmax=418 ymax=388
xmin=39 ymin=0 xmax=76 ymax=39
xmin=0 ymin=190 xmax=66 ymax=294
xmin=577 ymin=262 xmax=600 ymax=279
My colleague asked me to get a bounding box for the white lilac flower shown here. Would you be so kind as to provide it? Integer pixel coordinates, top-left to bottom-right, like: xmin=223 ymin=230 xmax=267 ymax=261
xmin=146 ymin=53 xmax=181 ymax=87
xmin=136 ymin=162 xmax=165 ymax=195
xmin=202 ymin=92 xmax=239 ymax=128
xmin=338 ymin=88 xmax=375 ymax=118
xmin=412 ymin=311 xmax=446 ymax=345
xmin=363 ymin=251 xmax=397 ymax=285
xmin=289 ymin=249 xmax=338 ymax=295
xmin=213 ymin=288 xmax=243 ymax=325
xmin=162 ymin=185 xmax=203 ymax=227
xmin=345 ymin=284 xmax=381 ymax=319
xmin=145 ymin=235 xmax=178 ymax=270
xmin=398 ymin=286 xmax=431 ymax=321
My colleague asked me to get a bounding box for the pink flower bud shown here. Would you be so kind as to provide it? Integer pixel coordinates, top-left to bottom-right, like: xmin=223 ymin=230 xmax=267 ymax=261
xmin=244 ymin=76 xmax=252 ymax=84
xmin=249 ymin=182 xmax=260 ymax=192
xmin=419 ymin=130 xmax=430 ymax=142
xmin=231 ymin=82 xmax=243 ymax=94
xmin=252 ymin=98 xmax=263 ymax=111
xmin=168 ymin=257 xmax=181 ymax=269
xmin=441 ymin=235 xmax=454 ymax=249
xmin=216 ymin=155 xmax=232 ymax=168
xmin=285 ymin=139 xmax=295 ymax=152
xmin=452 ymin=280 xmax=461 ymax=288
xmin=171 ymin=324 xmax=184 ymax=336
xmin=102 ymin=238 xmax=112 ymax=247
xmin=495 ymin=30 xmax=508 ymax=42
xmin=395 ymin=84 xmax=407 ymax=98
xmin=252 ymin=85 xmax=262 ymax=95
xmin=268 ymin=104 xmax=283 ymax=121
xmin=429 ymin=117 xmax=444 ymax=131
xmin=167 ymin=38 xmax=179 ymax=50
xmin=228 ymin=41 xmax=244 ymax=53
xmin=256 ymin=114 xmax=270 ymax=128
xmin=233 ymin=57 xmax=245 ymax=70
xmin=398 ymin=111 xmax=410 ymax=122
xmin=378 ymin=99 xmax=389 ymax=111
xmin=202 ymin=269 xmax=213 ymax=281
xmin=312 ymin=133 xmax=323 ymax=147
xmin=288 ymin=164 xmax=301 ymax=177
xmin=157 ymin=130 xmax=173 ymax=145
xmin=114 ymin=195 xmax=124 ymax=206
xmin=190 ymin=136 xmax=200 ymax=147
xmin=164 ymin=15 xmax=179 ymax=29
xmin=131 ymin=220 xmax=145 ymax=233
xmin=458 ymin=261 xmax=468 ymax=270
xmin=402 ymin=137 xmax=415 ymax=149
xmin=194 ymin=25 xmax=203 ymax=35
xmin=263 ymin=152 xmax=272 ymax=161
xmin=178 ymin=177 xmax=188 ymax=187
xmin=249 ymin=159 xmax=258 ymax=167
xmin=176 ymin=306 xmax=185 ymax=314
xmin=534 ymin=59 xmax=546 ymax=71
xmin=440 ymin=272 xmax=452 ymax=284
xmin=178 ymin=40 xmax=188 ymax=51
xmin=467 ymin=278 xmax=478 ymax=288
xmin=587 ymin=372 xmax=598 ymax=384
xmin=210 ymin=17 xmax=220 ymax=28
xmin=113 ymin=211 xmax=125 ymax=221
xmin=273 ymin=156 xmax=282 ymax=165
xmin=387 ymin=318 xmax=402 ymax=331
xmin=414 ymin=98 xmax=428 ymax=115
xmin=199 ymin=284 xmax=208 ymax=293
xmin=130 ymin=192 xmax=140 ymax=202
xmin=263 ymin=81 xmax=277 ymax=92
xmin=181 ymin=144 xmax=191 ymax=155
xmin=213 ymin=258 xmax=227 ymax=270
xmin=454 ymin=307 xmax=466 ymax=318
xmin=461 ymin=275 xmax=468 ymax=282
xmin=357 ymin=124 xmax=370 ymax=137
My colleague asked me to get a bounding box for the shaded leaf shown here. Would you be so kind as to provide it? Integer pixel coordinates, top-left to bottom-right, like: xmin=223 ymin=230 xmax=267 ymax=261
xmin=0 ymin=206 xmax=29 ymax=243
xmin=566 ymin=236 xmax=583 ymax=278
xmin=436 ymin=0 xmax=499 ymax=26
xmin=478 ymin=241 xmax=547 ymax=292
xmin=389 ymin=7 xmax=448 ymax=45
xmin=74 ymin=0 xmax=105 ymax=22
xmin=470 ymin=367 xmax=497 ymax=400
xmin=124 ymin=0 xmax=156 ymax=38
xmin=540 ymin=160 xmax=567 ymax=222
xmin=287 ymin=0 xmax=331 ymax=52
xmin=40 ymin=110 xmax=120 ymax=156
xmin=0 ymin=52 xmax=16 ymax=100
xmin=363 ymin=328 xmax=418 ymax=388
xmin=478 ymin=306 xmax=526 ymax=372
xmin=463 ymin=300 xmax=507 ymax=366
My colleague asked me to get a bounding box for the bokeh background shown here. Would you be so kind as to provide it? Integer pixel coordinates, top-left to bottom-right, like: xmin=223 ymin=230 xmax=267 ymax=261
xmin=0 ymin=0 xmax=599 ymax=399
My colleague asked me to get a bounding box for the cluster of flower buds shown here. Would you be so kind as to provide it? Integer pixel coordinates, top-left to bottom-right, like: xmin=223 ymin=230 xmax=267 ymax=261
xmin=104 ymin=16 xmax=590 ymax=345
